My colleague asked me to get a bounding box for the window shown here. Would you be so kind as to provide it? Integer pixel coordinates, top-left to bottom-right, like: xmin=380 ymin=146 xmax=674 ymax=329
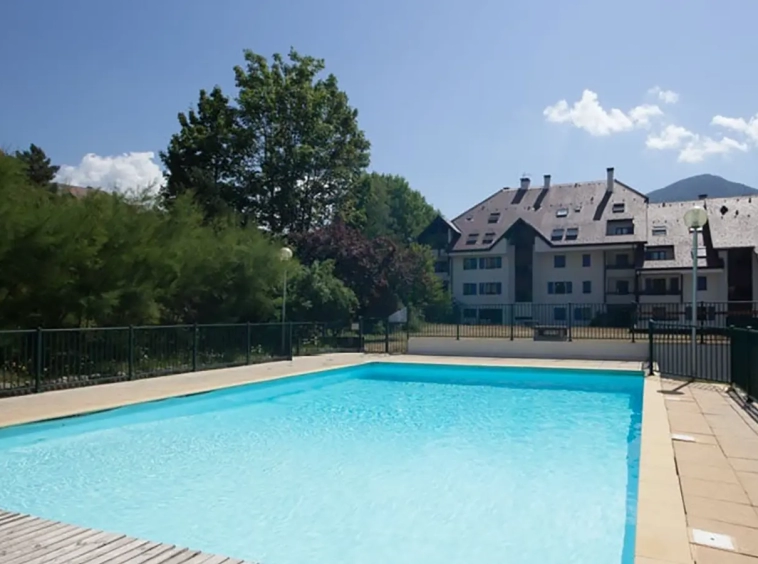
xmin=565 ymin=227 xmax=579 ymax=240
xmin=616 ymin=280 xmax=630 ymax=295
xmin=463 ymin=283 xmax=477 ymax=296
xmin=697 ymin=246 xmax=707 ymax=259
xmin=554 ymin=255 xmax=566 ymax=268
xmin=582 ymin=254 xmax=591 ymax=267
xmin=463 ymin=257 xmax=478 ymax=270
xmin=434 ymin=260 xmax=448 ymax=273
xmin=670 ymin=277 xmax=680 ymax=293
xmin=556 ymin=208 xmax=568 ymax=218
xmin=550 ymin=228 xmax=564 ymax=241
xmin=582 ymin=280 xmax=592 ymax=294
xmin=554 ymin=307 xmax=567 ymax=321
xmin=466 ymin=233 xmax=479 ymax=245
xmin=607 ymin=219 xmax=634 ymax=236
xmin=479 ymin=256 xmax=502 ymax=269
xmin=487 ymin=212 xmax=501 ymax=224
xmin=612 ymin=202 xmax=625 ymax=213
xmin=697 ymin=276 xmax=707 ymax=291
xmin=574 ymin=306 xmax=592 ymax=321
xmin=652 ymin=226 xmax=667 ymax=236
xmin=548 ymin=281 xmax=573 ymax=295
xmin=479 ymin=282 xmax=502 ymax=295
xmin=481 ymin=232 xmax=496 ymax=245
xmin=645 ymin=278 xmax=667 ymax=295
xmin=645 ymin=246 xmax=674 ymax=261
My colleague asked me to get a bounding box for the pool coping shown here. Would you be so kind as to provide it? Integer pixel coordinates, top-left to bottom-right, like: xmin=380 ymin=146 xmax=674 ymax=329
xmin=0 ymin=354 xmax=691 ymax=564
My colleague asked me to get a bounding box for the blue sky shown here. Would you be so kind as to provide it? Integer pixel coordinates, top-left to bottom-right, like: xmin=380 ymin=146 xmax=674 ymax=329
xmin=2 ymin=0 xmax=757 ymax=217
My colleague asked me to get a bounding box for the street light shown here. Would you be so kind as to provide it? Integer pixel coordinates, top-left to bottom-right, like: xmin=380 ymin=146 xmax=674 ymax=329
xmin=280 ymin=247 xmax=293 ymax=353
xmin=683 ymin=206 xmax=708 ymax=377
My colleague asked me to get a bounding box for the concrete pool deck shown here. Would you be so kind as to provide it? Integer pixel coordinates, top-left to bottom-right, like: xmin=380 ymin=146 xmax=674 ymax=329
xmin=0 ymin=354 xmax=755 ymax=563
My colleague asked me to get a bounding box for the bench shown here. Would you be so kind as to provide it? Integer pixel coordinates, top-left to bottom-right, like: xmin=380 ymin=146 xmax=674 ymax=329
xmin=533 ymin=325 xmax=568 ymax=341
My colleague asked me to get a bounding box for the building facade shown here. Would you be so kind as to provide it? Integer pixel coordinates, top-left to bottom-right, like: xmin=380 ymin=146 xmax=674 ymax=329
xmin=418 ymin=168 xmax=758 ymax=326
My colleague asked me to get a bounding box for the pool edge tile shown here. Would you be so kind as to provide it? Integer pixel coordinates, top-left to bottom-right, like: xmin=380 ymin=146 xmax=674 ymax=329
xmin=636 ymin=374 xmax=694 ymax=564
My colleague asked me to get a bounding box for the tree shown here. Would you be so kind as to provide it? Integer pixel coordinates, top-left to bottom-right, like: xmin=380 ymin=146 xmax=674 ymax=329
xmin=14 ymin=144 xmax=59 ymax=188
xmin=346 ymin=173 xmax=438 ymax=243
xmin=289 ymin=222 xmax=446 ymax=319
xmin=161 ymin=49 xmax=371 ymax=233
xmin=287 ymin=260 xmax=358 ymax=324
xmin=160 ymin=87 xmax=241 ymax=220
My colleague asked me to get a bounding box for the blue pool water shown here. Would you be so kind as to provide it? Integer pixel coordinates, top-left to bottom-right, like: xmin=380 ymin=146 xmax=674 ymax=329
xmin=0 ymin=363 xmax=643 ymax=564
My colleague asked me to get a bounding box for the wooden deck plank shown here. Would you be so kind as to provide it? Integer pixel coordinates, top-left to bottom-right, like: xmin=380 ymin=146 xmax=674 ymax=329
xmin=0 ymin=523 xmax=80 ymax=554
xmin=4 ymin=527 xmax=103 ymax=564
xmin=36 ymin=531 xmax=126 ymax=564
xmin=0 ymin=510 xmax=255 ymax=564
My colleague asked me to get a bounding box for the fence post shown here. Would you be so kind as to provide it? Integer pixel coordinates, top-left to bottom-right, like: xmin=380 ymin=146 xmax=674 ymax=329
xmin=128 ymin=325 xmax=134 ymax=380
xmin=630 ymin=305 xmax=636 ymax=343
xmin=288 ymin=323 xmax=294 ymax=361
xmin=358 ymin=317 xmax=364 ymax=352
xmin=192 ymin=323 xmax=198 ymax=372
xmin=567 ymin=303 xmax=573 ymax=342
xmin=35 ymin=327 xmax=43 ymax=393
xmin=384 ymin=321 xmax=390 ymax=354
xmin=647 ymin=319 xmax=655 ymax=375
xmin=246 ymin=322 xmax=251 ymax=365
xmin=456 ymin=309 xmax=461 ymax=341
xmin=509 ymin=304 xmax=514 ymax=341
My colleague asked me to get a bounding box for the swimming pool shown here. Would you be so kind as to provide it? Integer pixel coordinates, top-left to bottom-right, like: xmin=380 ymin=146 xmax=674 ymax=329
xmin=0 ymin=362 xmax=643 ymax=564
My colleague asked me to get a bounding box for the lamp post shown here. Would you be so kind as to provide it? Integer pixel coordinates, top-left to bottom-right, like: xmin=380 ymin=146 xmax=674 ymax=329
xmin=683 ymin=206 xmax=708 ymax=377
xmin=280 ymin=246 xmax=293 ymax=353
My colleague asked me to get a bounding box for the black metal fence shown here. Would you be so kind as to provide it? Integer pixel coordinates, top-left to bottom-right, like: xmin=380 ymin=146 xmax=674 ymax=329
xmin=648 ymin=320 xmax=758 ymax=402
xmin=0 ymin=320 xmax=408 ymax=397
xmin=415 ymin=301 xmax=758 ymax=342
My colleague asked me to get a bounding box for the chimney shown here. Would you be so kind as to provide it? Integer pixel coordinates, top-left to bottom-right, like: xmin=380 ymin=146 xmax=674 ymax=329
xmin=698 ymin=193 xmax=708 ymax=200
xmin=520 ymin=177 xmax=530 ymax=190
xmin=544 ymin=174 xmax=551 ymax=189
xmin=606 ymin=167 xmax=614 ymax=193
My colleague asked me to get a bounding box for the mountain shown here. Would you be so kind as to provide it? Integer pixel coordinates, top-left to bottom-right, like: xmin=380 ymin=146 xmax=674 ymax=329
xmin=647 ymin=174 xmax=758 ymax=203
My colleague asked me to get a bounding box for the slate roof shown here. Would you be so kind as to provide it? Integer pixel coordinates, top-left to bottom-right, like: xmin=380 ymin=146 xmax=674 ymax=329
xmin=700 ymin=195 xmax=758 ymax=251
xmin=449 ymin=176 xmax=648 ymax=252
xmin=643 ymin=201 xmax=711 ymax=270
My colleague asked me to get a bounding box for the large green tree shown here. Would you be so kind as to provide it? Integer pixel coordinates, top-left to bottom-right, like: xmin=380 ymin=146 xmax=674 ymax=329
xmin=347 ymin=173 xmax=438 ymax=243
xmin=14 ymin=144 xmax=59 ymax=188
xmin=161 ymin=49 xmax=371 ymax=233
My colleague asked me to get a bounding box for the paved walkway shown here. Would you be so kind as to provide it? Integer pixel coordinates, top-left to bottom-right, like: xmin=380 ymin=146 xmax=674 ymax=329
xmin=661 ymin=378 xmax=758 ymax=563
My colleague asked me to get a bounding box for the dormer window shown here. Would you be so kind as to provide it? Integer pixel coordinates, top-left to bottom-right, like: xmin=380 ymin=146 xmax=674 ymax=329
xmin=482 ymin=232 xmax=496 ymax=245
xmin=466 ymin=232 xmax=479 ymax=245
xmin=612 ymin=203 xmax=625 ymax=213
xmin=565 ymin=227 xmax=579 ymax=240
xmin=487 ymin=212 xmax=501 ymax=224
xmin=550 ymin=228 xmax=564 ymax=241
xmin=652 ymin=226 xmax=667 ymax=236
xmin=607 ymin=219 xmax=634 ymax=236
xmin=556 ymin=208 xmax=568 ymax=218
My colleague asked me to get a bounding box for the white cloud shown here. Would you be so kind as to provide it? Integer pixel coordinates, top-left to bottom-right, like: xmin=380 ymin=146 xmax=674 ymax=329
xmin=648 ymin=86 xmax=679 ymax=104
xmin=55 ymin=152 xmax=165 ymax=192
xmin=646 ymin=125 xmax=748 ymax=163
xmin=543 ymin=90 xmax=663 ymax=136
xmin=712 ymin=114 xmax=758 ymax=144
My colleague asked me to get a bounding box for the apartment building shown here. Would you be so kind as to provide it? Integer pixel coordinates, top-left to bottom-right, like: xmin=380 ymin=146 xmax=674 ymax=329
xmin=418 ymin=168 xmax=758 ymax=325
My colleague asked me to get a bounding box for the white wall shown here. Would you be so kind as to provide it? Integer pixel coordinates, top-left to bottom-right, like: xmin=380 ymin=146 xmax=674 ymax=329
xmin=408 ymin=337 xmax=648 ymax=362
xmin=532 ymin=245 xmax=606 ymax=304
xmin=450 ymin=238 xmax=509 ymax=305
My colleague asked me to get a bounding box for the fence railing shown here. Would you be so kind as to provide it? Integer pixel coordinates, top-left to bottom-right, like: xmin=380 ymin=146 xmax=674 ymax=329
xmin=416 ymin=302 xmax=758 ymax=342
xmin=648 ymin=320 xmax=758 ymax=402
xmin=0 ymin=319 xmax=407 ymax=397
